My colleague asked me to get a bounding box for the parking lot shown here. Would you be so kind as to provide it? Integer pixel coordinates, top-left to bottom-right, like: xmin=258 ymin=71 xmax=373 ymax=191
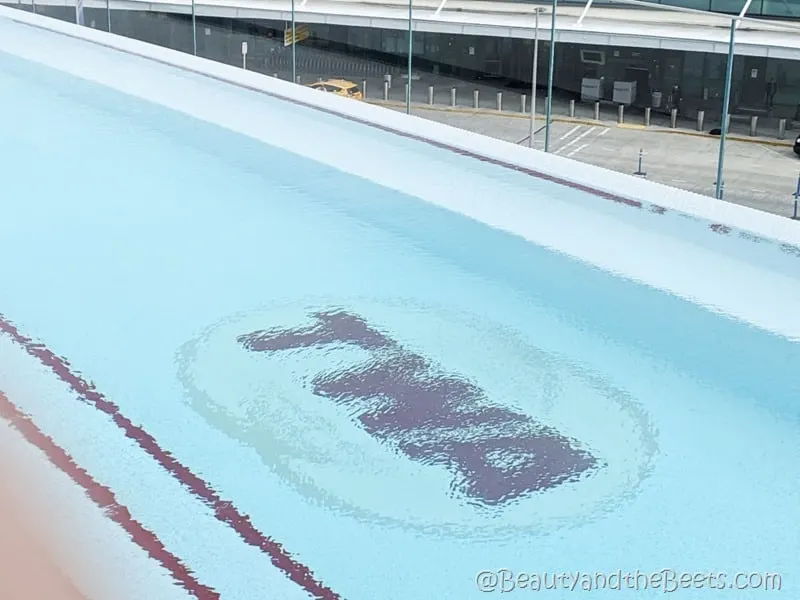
xmin=376 ymin=104 xmax=800 ymax=218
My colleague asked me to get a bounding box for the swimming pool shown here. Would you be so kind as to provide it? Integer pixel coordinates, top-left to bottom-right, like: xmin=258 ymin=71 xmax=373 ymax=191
xmin=0 ymin=11 xmax=798 ymax=599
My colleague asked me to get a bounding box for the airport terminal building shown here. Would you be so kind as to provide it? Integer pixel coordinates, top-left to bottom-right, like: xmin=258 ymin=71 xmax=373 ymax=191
xmin=24 ymin=0 xmax=800 ymax=120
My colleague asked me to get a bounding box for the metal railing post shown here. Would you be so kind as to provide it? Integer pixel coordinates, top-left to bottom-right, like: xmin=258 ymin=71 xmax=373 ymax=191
xmin=715 ymin=18 xmax=737 ymax=201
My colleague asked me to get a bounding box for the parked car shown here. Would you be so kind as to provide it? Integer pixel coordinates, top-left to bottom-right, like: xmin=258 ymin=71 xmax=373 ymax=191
xmin=794 ymin=134 xmax=800 ymax=156
xmin=306 ymin=79 xmax=363 ymax=101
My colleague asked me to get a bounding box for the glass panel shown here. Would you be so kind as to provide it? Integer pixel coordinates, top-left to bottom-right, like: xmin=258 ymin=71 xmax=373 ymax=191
xmin=30 ymin=3 xmax=76 ymax=24
xmin=661 ymin=0 xmax=712 ymax=9
xmin=1 ymin=0 xmax=111 ymax=31
xmin=108 ymin=9 xmax=193 ymax=54
xmin=0 ymin=0 xmax=31 ymax=13
xmin=772 ymin=57 xmax=800 ymax=116
xmin=761 ymin=0 xmax=800 ymax=16
xmin=709 ymin=0 xmax=747 ymax=11
xmin=84 ymin=7 xmax=111 ymax=32
xmin=289 ymin=23 xmax=406 ymax=103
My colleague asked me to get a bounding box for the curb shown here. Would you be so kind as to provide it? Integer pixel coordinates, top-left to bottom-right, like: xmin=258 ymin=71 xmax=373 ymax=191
xmin=622 ymin=123 xmax=794 ymax=147
xmin=367 ymin=99 xmax=794 ymax=148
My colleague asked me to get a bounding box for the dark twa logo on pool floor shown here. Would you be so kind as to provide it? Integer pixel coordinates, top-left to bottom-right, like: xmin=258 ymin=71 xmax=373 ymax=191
xmin=177 ymin=299 xmax=655 ymax=538
xmin=237 ymin=309 xmax=600 ymax=506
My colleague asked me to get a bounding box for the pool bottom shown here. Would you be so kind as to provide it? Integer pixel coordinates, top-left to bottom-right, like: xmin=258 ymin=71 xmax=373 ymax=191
xmin=0 ymin=29 xmax=797 ymax=600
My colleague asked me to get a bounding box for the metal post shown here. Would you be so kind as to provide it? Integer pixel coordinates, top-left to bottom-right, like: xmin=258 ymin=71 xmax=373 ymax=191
xmin=569 ymin=98 xmax=575 ymax=118
xmin=749 ymin=115 xmax=758 ymax=136
xmin=383 ymin=80 xmax=389 ymax=101
xmin=634 ymin=148 xmax=646 ymax=177
xmin=697 ymin=110 xmax=705 ymax=132
xmin=593 ymin=101 xmax=600 ymax=121
xmin=528 ymin=8 xmax=540 ymax=148
xmin=576 ymin=0 xmax=594 ymax=25
xmin=450 ymin=87 xmax=456 ymax=107
xmin=715 ymin=18 xmax=736 ymax=201
xmin=617 ymin=104 xmax=624 ymax=124
xmin=473 ymin=89 xmax=479 ymax=108
xmin=794 ymin=173 xmax=800 ymax=219
xmin=644 ymin=107 xmax=651 ymax=126
xmin=191 ymin=0 xmax=197 ymax=55
xmin=405 ymin=83 xmax=410 ymax=105
xmin=428 ymin=85 xmax=434 ymax=105
xmin=544 ymin=0 xmax=557 ymax=152
xmin=362 ymin=80 xmax=367 ymax=99
xmin=670 ymin=108 xmax=678 ymax=128
xmin=521 ymin=94 xmax=527 ymax=113
xmin=291 ymin=0 xmax=297 ymax=85
xmin=496 ymin=91 xmax=503 ymax=111
xmin=779 ymin=118 xmax=787 ymax=139
xmin=406 ymin=0 xmax=413 ymax=115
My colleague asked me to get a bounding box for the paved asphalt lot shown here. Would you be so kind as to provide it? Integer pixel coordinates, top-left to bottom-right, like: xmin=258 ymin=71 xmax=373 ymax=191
xmin=377 ymin=103 xmax=800 ymax=219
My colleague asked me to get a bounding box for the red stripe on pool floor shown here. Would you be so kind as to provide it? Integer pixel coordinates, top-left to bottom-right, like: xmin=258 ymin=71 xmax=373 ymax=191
xmin=0 ymin=391 xmax=219 ymax=599
xmin=0 ymin=315 xmax=341 ymax=600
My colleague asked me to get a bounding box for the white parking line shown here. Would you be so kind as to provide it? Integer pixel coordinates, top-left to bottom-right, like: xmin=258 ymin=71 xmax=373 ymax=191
xmin=567 ymin=143 xmax=589 ymax=157
xmin=559 ymin=125 xmax=581 ymax=140
xmin=760 ymin=144 xmax=793 ymax=159
xmin=555 ymin=127 xmax=596 ymax=155
xmin=598 ymin=128 xmax=610 ymax=136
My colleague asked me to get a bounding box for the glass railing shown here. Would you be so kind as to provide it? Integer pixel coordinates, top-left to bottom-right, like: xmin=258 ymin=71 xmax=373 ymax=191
xmin=3 ymin=0 xmax=800 ymax=218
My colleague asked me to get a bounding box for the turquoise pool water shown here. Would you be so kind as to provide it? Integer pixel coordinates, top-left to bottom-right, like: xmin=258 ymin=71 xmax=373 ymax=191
xmin=0 ymin=44 xmax=798 ymax=599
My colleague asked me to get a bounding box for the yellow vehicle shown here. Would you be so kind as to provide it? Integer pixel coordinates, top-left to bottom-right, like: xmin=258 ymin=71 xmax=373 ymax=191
xmin=307 ymin=79 xmax=363 ymax=100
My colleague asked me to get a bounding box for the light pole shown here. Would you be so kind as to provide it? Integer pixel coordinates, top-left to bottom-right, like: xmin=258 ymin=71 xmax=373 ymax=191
xmin=544 ymin=0 xmax=557 ymax=152
xmin=529 ymin=8 xmax=542 ymax=148
xmin=406 ymin=0 xmax=413 ymax=114
xmin=715 ymin=17 xmax=736 ymax=201
xmin=191 ymin=0 xmax=196 ymax=55
xmin=291 ymin=0 xmax=297 ymax=84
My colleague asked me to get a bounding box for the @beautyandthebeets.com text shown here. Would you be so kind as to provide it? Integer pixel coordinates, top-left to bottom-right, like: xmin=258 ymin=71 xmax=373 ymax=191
xmin=474 ymin=569 xmax=782 ymax=593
